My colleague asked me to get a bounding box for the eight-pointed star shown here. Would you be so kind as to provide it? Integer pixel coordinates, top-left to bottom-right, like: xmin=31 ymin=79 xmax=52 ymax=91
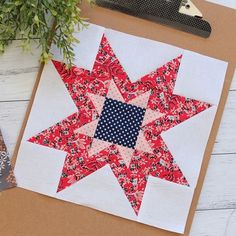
xmin=28 ymin=35 xmax=211 ymax=214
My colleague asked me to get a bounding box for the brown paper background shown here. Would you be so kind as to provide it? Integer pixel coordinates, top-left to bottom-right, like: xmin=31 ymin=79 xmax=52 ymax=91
xmin=0 ymin=1 xmax=235 ymax=235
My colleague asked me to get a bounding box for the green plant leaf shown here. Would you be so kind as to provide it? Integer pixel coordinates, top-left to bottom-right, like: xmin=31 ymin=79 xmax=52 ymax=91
xmin=0 ymin=0 xmax=91 ymax=68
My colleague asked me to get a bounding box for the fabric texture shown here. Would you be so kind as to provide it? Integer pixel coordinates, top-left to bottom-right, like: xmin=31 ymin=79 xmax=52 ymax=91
xmin=94 ymin=98 xmax=145 ymax=148
xmin=0 ymin=129 xmax=16 ymax=191
xmin=28 ymin=34 xmax=211 ymax=215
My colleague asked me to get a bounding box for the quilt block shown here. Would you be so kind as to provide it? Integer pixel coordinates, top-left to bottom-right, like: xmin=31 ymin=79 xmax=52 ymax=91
xmin=15 ymin=24 xmax=227 ymax=233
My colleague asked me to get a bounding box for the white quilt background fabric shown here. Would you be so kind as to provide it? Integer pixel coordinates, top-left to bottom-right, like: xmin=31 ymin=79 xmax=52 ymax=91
xmin=15 ymin=24 xmax=228 ymax=234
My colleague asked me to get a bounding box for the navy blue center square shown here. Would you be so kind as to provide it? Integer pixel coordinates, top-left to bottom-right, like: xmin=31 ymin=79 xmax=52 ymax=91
xmin=94 ymin=98 xmax=145 ymax=149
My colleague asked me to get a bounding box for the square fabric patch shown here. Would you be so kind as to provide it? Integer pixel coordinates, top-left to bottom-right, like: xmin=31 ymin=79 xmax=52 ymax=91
xmin=0 ymin=129 xmax=16 ymax=191
xmin=14 ymin=24 xmax=227 ymax=234
xmin=94 ymin=98 xmax=145 ymax=148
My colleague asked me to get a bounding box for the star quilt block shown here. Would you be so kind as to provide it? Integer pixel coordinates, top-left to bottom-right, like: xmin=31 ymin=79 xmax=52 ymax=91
xmin=15 ymin=24 xmax=228 ymax=233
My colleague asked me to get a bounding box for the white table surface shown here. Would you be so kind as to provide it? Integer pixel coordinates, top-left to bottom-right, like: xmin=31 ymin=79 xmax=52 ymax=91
xmin=0 ymin=1 xmax=236 ymax=235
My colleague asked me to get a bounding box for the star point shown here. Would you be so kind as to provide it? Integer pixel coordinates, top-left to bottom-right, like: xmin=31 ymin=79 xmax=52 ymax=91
xmin=88 ymin=138 xmax=112 ymax=157
xmin=74 ymin=119 xmax=99 ymax=137
xmin=128 ymin=91 xmax=151 ymax=108
xmin=135 ymin=130 xmax=153 ymax=154
xmin=87 ymin=93 xmax=105 ymax=116
xmin=117 ymin=145 xmax=134 ymax=167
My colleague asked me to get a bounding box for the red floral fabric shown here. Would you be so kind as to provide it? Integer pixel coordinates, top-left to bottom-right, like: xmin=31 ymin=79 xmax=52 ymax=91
xmin=28 ymin=35 xmax=211 ymax=215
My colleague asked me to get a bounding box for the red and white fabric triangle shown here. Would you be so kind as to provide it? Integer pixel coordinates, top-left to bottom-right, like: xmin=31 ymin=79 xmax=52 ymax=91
xmin=74 ymin=119 xmax=99 ymax=137
xmin=107 ymin=80 xmax=125 ymax=102
xmin=128 ymin=91 xmax=151 ymax=108
xmin=135 ymin=130 xmax=153 ymax=153
xmin=88 ymin=138 xmax=112 ymax=156
xmin=87 ymin=93 xmax=106 ymax=115
xmin=117 ymin=145 xmax=134 ymax=167
xmin=142 ymin=109 xmax=164 ymax=126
